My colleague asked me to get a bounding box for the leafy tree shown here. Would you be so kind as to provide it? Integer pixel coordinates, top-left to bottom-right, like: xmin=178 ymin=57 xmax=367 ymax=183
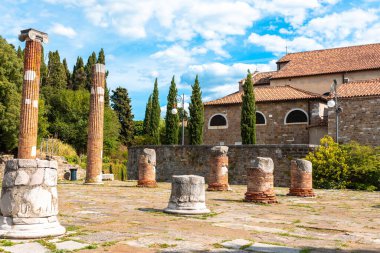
xmin=165 ymin=76 xmax=179 ymax=144
xmin=0 ymin=36 xmax=23 ymax=152
xmin=16 ymin=46 xmax=23 ymax=61
xmin=40 ymin=46 xmax=47 ymax=87
xmin=103 ymin=106 xmax=121 ymax=155
xmin=240 ymin=70 xmax=256 ymax=144
xmin=150 ymin=78 xmax=161 ymax=144
xmin=62 ymin=58 xmax=71 ymax=89
xmin=111 ymin=87 xmax=135 ymax=146
xmin=85 ymin=52 xmax=97 ymax=90
xmin=188 ymin=75 xmax=204 ymax=144
xmin=46 ymin=51 xmax=67 ymax=89
xmin=72 ymin=57 xmax=86 ymax=90
xmin=133 ymin=120 xmax=144 ymax=136
xmin=38 ymin=98 xmax=49 ymax=142
xmin=143 ymin=94 xmax=152 ymax=135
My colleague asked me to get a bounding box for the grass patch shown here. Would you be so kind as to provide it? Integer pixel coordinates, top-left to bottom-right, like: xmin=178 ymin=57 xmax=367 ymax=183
xmin=66 ymin=225 xmax=81 ymax=231
xmin=149 ymin=243 xmax=177 ymax=249
xmin=84 ymin=244 xmax=98 ymax=249
xmin=101 ymin=241 xmax=117 ymax=247
xmin=191 ymin=212 xmax=219 ymax=220
xmin=212 ymin=243 xmax=224 ymax=248
xmin=240 ymin=243 xmax=253 ymax=250
xmin=35 ymin=239 xmax=57 ymax=251
xmin=260 ymin=241 xmax=286 ymax=246
xmin=292 ymin=219 xmax=301 ymax=224
xmin=0 ymin=248 xmax=11 ymax=253
xmin=0 ymin=240 xmax=14 ymax=247
xmin=276 ymin=232 xmax=319 ymax=240
xmin=175 ymin=238 xmax=184 ymax=241
xmin=300 ymin=248 xmax=312 ymax=253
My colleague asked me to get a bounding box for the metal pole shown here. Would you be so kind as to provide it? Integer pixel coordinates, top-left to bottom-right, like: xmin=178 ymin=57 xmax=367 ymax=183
xmin=181 ymin=93 xmax=185 ymax=146
xmin=333 ymin=80 xmax=339 ymax=143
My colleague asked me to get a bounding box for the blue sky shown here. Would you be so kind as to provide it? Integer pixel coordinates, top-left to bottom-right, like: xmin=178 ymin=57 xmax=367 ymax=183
xmin=1 ymin=0 xmax=380 ymax=119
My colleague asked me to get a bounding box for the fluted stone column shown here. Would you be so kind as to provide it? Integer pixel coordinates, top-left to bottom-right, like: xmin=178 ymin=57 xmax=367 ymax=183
xmin=137 ymin=148 xmax=157 ymax=187
xmin=85 ymin=64 xmax=106 ymax=184
xmin=0 ymin=159 xmax=65 ymax=238
xmin=164 ymin=175 xmax=210 ymax=215
xmin=288 ymin=159 xmax=315 ymax=197
xmin=244 ymin=157 xmax=277 ymax=204
xmin=207 ymin=146 xmax=231 ymax=191
xmin=18 ymin=29 xmax=48 ymax=159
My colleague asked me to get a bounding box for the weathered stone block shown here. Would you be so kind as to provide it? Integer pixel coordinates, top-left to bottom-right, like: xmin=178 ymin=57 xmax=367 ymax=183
xmin=288 ymin=159 xmax=315 ymax=197
xmin=44 ymin=168 xmax=57 ymax=187
xmin=15 ymin=170 xmax=30 ymax=186
xmin=37 ymin=160 xmax=50 ymax=168
xmin=30 ymin=168 xmax=45 ymax=185
xmin=5 ymin=160 xmax=18 ymax=171
xmin=3 ymin=172 xmax=16 ymax=187
xmin=18 ymin=159 xmax=37 ymax=168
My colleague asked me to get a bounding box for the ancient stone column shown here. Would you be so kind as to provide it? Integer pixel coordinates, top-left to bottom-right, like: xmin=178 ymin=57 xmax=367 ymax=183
xmin=85 ymin=64 xmax=106 ymax=184
xmin=288 ymin=159 xmax=315 ymax=197
xmin=164 ymin=175 xmax=210 ymax=215
xmin=137 ymin=148 xmax=157 ymax=187
xmin=17 ymin=29 xmax=48 ymax=159
xmin=207 ymin=146 xmax=230 ymax=191
xmin=0 ymin=159 xmax=65 ymax=238
xmin=244 ymin=157 xmax=277 ymax=204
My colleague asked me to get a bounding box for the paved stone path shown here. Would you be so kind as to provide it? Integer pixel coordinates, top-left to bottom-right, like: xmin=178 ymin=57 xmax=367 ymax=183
xmin=0 ymin=181 xmax=379 ymax=252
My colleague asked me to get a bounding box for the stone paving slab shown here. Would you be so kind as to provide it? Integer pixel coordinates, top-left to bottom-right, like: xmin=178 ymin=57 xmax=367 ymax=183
xmin=3 ymin=242 xmax=49 ymax=253
xmin=247 ymin=242 xmax=300 ymax=253
xmin=56 ymin=240 xmax=89 ymax=251
xmin=221 ymin=239 xmax=253 ymax=249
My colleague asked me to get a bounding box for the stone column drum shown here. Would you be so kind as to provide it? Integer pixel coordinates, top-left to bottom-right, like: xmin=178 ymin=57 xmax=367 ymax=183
xmin=164 ymin=175 xmax=210 ymax=215
xmin=85 ymin=64 xmax=106 ymax=184
xmin=18 ymin=29 xmax=48 ymax=159
xmin=288 ymin=159 xmax=315 ymax=197
xmin=0 ymin=159 xmax=65 ymax=238
xmin=244 ymin=157 xmax=278 ymax=204
xmin=137 ymin=148 xmax=157 ymax=187
xmin=207 ymin=146 xmax=231 ymax=191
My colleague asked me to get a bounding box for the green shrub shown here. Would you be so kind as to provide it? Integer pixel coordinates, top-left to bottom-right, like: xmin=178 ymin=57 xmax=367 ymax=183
xmin=306 ymin=136 xmax=380 ymax=190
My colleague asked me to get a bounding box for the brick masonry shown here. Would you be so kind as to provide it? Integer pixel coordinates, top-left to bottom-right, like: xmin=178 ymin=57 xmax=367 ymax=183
xmin=328 ymin=97 xmax=380 ymax=145
xmin=204 ymin=100 xmax=324 ymax=145
xmin=128 ymin=145 xmax=316 ymax=187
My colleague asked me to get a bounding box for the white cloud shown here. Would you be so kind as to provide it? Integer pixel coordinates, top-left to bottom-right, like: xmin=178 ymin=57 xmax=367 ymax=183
xmin=150 ymin=44 xmax=193 ymax=67
xmin=300 ymin=8 xmax=378 ymax=42
xmin=247 ymin=33 xmax=323 ymax=53
xmin=49 ymin=23 xmax=77 ymax=39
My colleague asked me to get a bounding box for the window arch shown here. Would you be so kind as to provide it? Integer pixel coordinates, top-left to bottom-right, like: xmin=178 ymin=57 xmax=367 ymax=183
xmin=284 ymin=108 xmax=308 ymax=124
xmin=256 ymin=111 xmax=266 ymax=125
xmin=208 ymin=113 xmax=228 ymax=129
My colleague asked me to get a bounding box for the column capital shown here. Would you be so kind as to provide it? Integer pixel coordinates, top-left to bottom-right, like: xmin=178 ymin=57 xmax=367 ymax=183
xmin=19 ymin=28 xmax=48 ymax=43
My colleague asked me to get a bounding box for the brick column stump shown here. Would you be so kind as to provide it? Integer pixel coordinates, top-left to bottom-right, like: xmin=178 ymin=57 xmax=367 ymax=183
xmin=288 ymin=159 xmax=315 ymax=197
xmin=137 ymin=148 xmax=157 ymax=188
xmin=0 ymin=159 xmax=65 ymax=238
xmin=85 ymin=64 xmax=106 ymax=184
xmin=164 ymin=175 xmax=210 ymax=215
xmin=244 ymin=157 xmax=278 ymax=204
xmin=207 ymin=146 xmax=231 ymax=191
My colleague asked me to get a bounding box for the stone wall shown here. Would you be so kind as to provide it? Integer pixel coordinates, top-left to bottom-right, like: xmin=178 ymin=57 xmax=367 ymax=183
xmin=204 ymin=100 xmax=324 ymax=145
xmin=128 ymin=145 xmax=316 ymax=187
xmin=328 ymin=96 xmax=380 ymax=146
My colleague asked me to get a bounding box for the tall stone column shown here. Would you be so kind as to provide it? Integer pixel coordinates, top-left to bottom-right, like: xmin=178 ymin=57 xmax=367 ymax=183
xmin=288 ymin=159 xmax=315 ymax=197
xmin=85 ymin=64 xmax=106 ymax=184
xmin=207 ymin=146 xmax=231 ymax=191
xmin=18 ymin=29 xmax=48 ymax=159
xmin=244 ymin=157 xmax=278 ymax=204
xmin=0 ymin=29 xmax=65 ymax=239
xmin=137 ymin=148 xmax=157 ymax=187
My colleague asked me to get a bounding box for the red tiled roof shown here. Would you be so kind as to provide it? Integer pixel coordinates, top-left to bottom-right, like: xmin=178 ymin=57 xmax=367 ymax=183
xmin=272 ymin=43 xmax=380 ymax=79
xmin=336 ymin=78 xmax=380 ymax=98
xmin=239 ymin=71 xmax=275 ymax=86
xmin=204 ymin=85 xmax=321 ymax=105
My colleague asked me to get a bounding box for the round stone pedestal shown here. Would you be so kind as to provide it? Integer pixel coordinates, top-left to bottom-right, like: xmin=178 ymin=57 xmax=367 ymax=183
xmin=288 ymin=159 xmax=315 ymax=197
xmin=137 ymin=148 xmax=157 ymax=188
xmin=207 ymin=146 xmax=231 ymax=191
xmin=244 ymin=157 xmax=278 ymax=204
xmin=0 ymin=159 xmax=65 ymax=238
xmin=164 ymin=175 xmax=210 ymax=215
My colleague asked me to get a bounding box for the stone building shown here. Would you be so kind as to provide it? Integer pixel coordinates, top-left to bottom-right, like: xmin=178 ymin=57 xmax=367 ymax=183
xmin=204 ymin=43 xmax=380 ymax=146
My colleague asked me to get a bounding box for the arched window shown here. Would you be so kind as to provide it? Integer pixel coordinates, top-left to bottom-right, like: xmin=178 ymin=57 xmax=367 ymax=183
xmin=256 ymin=111 xmax=266 ymax=125
xmin=284 ymin=109 xmax=308 ymax=124
xmin=208 ymin=114 xmax=228 ymax=129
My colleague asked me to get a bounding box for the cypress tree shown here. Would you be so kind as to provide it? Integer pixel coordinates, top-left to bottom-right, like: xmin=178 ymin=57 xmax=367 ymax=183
xmin=16 ymin=46 xmax=23 ymax=60
xmin=85 ymin=52 xmax=97 ymax=90
xmin=240 ymin=70 xmax=256 ymax=144
xmin=46 ymin=51 xmax=67 ymax=89
xmin=111 ymin=87 xmax=135 ymax=146
xmin=143 ymin=95 xmax=152 ymax=135
xmin=188 ymin=75 xmax=204 ymax=144
xmin=62 ymin=58 xmax=71 ymax=89
xmin=72 ymin=57 xmax=86 ymax=90
xmin=165 ymin=76 xmax=179 ymax=144
xmin=40 ymin=46 xmax=47 ymax=87
xmin=150 ymin=78 xmax=161 ymax=144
